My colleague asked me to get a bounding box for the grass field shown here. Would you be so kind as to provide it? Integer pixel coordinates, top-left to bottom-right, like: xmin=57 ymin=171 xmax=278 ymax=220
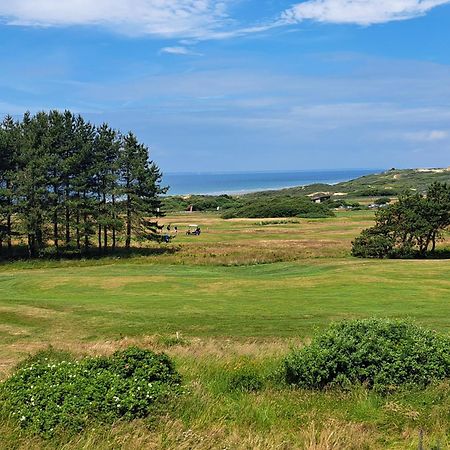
xmin=0 ymin=211 xmax=449 ymax=449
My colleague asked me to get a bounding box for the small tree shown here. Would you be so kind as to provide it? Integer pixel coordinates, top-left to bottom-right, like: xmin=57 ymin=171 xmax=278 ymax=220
xmin=352 ymin=183 xmax=450 ymax=258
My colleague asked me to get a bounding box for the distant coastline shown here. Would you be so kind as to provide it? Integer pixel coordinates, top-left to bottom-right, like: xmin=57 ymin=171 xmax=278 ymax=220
xmin=163 ymin=168 xmax=381 ymax=196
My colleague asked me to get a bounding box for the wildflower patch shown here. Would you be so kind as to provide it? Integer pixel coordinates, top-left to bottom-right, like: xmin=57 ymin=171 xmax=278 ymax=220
xmin=0 ymin=347 xmax=181 ymax=437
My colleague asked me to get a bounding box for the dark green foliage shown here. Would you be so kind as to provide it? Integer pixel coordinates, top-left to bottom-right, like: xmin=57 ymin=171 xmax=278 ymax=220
xmin=352 ymin=182 xmax=450 ymax=258
xmin=284 ymin=319 xmax=450 ymax=392
xmin=0 ymin=110 xmax=165 ymax=258
xmin=351 ymin=228 xmax=395 ymax=258
xmin=374 ymin=197 xmax=391 ymax=205
xmin=221 ymin=196 xmax=334 ymax=219
xmin=353 ymin=188 xmax=398 ymax=197
xmin=0 ymin=347 xmax=180 ymax=437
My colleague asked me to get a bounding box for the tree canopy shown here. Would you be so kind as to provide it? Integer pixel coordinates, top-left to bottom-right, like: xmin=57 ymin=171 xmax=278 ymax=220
xmin=352 ymin=182 xmax=450 ymax=258
xmin=0 ymin=110 xmax=166 ymax=258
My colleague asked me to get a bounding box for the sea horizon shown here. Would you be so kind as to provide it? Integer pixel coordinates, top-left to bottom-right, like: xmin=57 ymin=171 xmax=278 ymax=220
xmin=163 ymin=168 xmax=383 ymax=196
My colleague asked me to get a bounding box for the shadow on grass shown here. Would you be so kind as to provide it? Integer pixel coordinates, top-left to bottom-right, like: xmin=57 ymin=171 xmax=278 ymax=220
xmin=0 ymin=244 xmax=181 ymax=263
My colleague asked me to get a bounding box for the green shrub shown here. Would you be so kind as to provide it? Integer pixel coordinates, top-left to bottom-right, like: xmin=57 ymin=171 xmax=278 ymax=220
xmin=222 ymin=196 xmax=334 ymax=219
xmin=284 ymin=319 xmax=450 ymax=392
xmin=374 ymin=197 xmax=391 ymax=205
xmin=0 ymin=347 xmax=181 ymax=437
xmin=351 ymin=228 xmax=395 ymax=258
xmin=227 ymin=366 xmax=264 ymax=392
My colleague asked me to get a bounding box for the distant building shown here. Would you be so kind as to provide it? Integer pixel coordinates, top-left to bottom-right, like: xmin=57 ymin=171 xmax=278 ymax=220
xmin=309 ymin=193 xmax=331 ymax=203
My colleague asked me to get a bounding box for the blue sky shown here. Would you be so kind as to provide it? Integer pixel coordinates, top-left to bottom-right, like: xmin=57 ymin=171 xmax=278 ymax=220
xmin=1 ymin=0 xmax=450 ymax=172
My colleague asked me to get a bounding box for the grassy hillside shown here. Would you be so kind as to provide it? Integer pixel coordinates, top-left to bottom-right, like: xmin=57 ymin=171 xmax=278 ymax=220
xmin=247 ymin=167 xmax=450 ymax=198
xmin=0 ymin=211 xmax=449 ymax=449
xmin=162 ymin=168 xmax=450 ymax=213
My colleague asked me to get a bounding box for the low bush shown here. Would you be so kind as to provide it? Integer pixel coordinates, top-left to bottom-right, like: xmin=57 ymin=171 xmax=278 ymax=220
xmin=351 ymin=228 xmax=395 ymax=258
xmin=374 ymin=197 xmax=391 ymax=205
xmin=0 ymin=347 xmax=181 ymax=437
xmin=284 ymin=319 xmax=450 ymax=393
xmin=222 ymin=196 xmax=334 ymax=219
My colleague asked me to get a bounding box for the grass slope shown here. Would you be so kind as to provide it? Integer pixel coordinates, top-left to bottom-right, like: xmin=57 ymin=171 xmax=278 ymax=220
xmin=0 ymin=210 xmax=449 ymax=449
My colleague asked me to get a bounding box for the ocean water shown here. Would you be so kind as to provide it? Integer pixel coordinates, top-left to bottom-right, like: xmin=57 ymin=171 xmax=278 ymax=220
xmin=163 ymin=168 xmax=380 ymax=196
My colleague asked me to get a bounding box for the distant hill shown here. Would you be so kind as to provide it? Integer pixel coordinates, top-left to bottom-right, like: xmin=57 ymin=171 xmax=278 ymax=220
xmin=244 ymin=167 xmax=450 ymax=199
xmin=162 ymin=167 xmax=450 ymax=212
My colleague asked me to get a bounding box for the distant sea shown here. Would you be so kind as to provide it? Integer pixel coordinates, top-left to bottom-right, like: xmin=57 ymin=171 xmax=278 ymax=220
xmin=163 ymin=168 xmax=381 ymax=196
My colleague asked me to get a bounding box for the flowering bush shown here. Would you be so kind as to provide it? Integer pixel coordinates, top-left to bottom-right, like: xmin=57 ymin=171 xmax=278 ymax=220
xmin=0 ymin=347 xmax=181 ymax=437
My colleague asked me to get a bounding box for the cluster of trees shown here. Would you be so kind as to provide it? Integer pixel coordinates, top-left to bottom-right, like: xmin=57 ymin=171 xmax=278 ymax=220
xmin=0 ymin=111 xmax=166 ymax=258
xmin=352 ymin=182 xmax=450 ymax=258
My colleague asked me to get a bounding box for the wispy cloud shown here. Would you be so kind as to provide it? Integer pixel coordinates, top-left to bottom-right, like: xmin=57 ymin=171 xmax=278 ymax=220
xmin=0 ymin=0 xmax=230 ymax=38
xmin=281 ymin=0 xmax=450 ymax=26
xmin=2 ymin=0 xmax=449 ymax=42
xmin=160 ymin=46 xmax=201 ymax=56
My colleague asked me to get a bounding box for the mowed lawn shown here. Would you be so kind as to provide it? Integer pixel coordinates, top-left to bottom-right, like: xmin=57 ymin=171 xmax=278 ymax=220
xmin=1 ymin=257 xmax=449 ymax=375
xmin=0 ymin=210 xmax=449 ymax=374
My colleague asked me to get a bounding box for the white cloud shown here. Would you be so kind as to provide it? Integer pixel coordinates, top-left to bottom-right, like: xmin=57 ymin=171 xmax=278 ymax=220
xmin=282 ymin=0 xmax=450 ymax=26
xmin=0 ymin=0 xmax=230 ymax=38
xmin=0 ymin=0 xmax=449 ymax=40
xmin=160 ymin=46 xmax=201 ymax=55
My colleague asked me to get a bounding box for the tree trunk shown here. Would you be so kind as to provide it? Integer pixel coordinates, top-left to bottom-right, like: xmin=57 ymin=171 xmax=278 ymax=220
xmin=53 ymin=211 xmax=59 ymax=250
xmin=36 ymin=216 xmax=43 ymax=255
xmin=6 ymin=179 xmax=12 ymax=252
xmin=76 ymin=207 xmax=81 ymax=250
xmin=103 ymin=193 xmax=107 ymax=251
xmin=63 ymin=184 xmax=70 ymax=245
xmin=65 ymin=207 xmax=70 ymax=245
xmin=98 ymin=223 xmax=102 ymax=252
xmin=53 ymin=188 xmax=59 ymax=250
xmin=6 ymin=213 xmax=12 ymax=251
xmin=125 ymin=193 xmax=131 ymax=250
xmin=28 ymin=234 xmax=35 ymax=258
xmin=112 ymin=194 xmax=116 ymax=251
xmin=83 ymin=192 xmax=89 ymax=252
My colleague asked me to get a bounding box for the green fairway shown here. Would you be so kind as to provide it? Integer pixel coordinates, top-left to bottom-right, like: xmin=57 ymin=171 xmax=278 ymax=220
xmin=1 ymin=258 xmax=449 ymax=357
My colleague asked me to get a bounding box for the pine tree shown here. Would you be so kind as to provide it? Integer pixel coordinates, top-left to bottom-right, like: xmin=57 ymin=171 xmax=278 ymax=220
xmin=93 ymin=124 xmax=120 ymax=252
xmin=72 ymin=115 xmax=96 ymax=251
xmin=0 ymin=110 xmax=165 ymax=258
xmin=15 ymin=112 xmax=53 ymax=257
xmin=120 ymin=133 xmax=165 ymax=249
xmin=0 ymin=115 xmax=19 ymax=253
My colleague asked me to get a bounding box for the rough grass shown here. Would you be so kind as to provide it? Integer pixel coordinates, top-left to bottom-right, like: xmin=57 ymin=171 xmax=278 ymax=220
xmin=0 ymin=210 xmax=449 ymax=449
xmin=1 ymin=339 xmax=449 ymax=449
